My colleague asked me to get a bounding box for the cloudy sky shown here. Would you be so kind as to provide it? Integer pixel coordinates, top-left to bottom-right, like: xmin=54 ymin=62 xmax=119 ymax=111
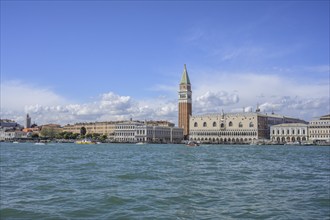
xmin=1 ymin=1 xmax=329 ymax=126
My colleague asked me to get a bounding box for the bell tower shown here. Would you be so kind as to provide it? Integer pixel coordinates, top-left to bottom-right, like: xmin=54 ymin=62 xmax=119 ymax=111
xmin=178 ymin=64 xmax=192 ymax=138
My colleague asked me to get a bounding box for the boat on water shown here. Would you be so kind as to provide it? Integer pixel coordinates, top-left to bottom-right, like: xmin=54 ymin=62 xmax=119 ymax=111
xmin=75 ymin=139 xmax=96 ymax=144
xmin=186 ymin=141 xmax=199 ymax=147
xmin=284 ymin=141 xmax=301 ymax=146
xmin=35 ymin=142 xmax=46 ymax=145
xmin=136 ymin=142 xmax=146 ymax=145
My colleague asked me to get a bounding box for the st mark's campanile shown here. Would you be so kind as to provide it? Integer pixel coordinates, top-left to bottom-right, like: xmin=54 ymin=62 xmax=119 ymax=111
xmin=178 ymin=64 xmax=192 ymax=139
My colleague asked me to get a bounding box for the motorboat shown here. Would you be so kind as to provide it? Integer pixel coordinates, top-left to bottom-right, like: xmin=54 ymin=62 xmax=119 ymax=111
xmin=75 ymin=139 xmax=96 ymax=144
xmin=186 ymin=141 xmax=199 ymax=147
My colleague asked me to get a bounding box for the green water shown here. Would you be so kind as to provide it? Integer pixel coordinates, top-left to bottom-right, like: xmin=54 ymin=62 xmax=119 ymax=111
xmin=1 ymin=143 xmax=329 ymax=219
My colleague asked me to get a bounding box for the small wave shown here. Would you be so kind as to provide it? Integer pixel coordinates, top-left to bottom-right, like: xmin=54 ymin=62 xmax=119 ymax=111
xmin=104 ymin=195 xmax=132 ymax=206
xmin=117 ymin=173 xmax=159 ymax=181
xmin=0 ymin=208 xmax=49 ymax=219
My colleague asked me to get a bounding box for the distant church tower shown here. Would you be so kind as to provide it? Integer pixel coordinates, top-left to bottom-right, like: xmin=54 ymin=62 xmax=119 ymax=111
xmin=178 ymin=64 xmax=192 ymax=138
xmin=26 ymin=114 xmax=31 ymax=128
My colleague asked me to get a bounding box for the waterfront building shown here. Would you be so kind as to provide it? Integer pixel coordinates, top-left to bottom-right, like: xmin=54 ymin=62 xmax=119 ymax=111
xmin=25 ymin=114 xmax=31 ymax=128
xmin=62 ymin=120 xmax=174 ymax=137
xmin=135 ymin=124 xmax=183 ymax=143
xmin=178 ymin=64 xmax=192 ymax=138
xmin=0 ymin=130 xmax=28 ymax=141
xmin=0 ymin=119 xmax=22 ymax=130
xmin=114 ymin=121 xmax=183 ymax=143
xmin=0 ymin=119 xmax=25 ymax=141
xmin=62 ymin=121 xmax=117 ymax=136
xmin=308 ymin=114 xmax=330 ymax=144
xmin=63 ymin=120 xmax=183 ymax=143
xmin=270 ymin=123 xmax=309 ymax=144
xmin=22 ymin=127 xmax=40 ymax=133
xmin=189 ymin=112 xmax=307 ymax=144
xmin=114 ymin=121 xmax=141 ymax=142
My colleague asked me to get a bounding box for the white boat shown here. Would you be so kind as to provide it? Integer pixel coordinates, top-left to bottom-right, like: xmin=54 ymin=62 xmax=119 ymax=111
xmin=35 ymin=142 xmax=46 ymax=145
xmin=284 ymin=141 xmax=301 ymax=146
xmin=75 ymin=139 xmax=96 ymax=144
xmin=186 ymin=141 xmax=199 ymax=147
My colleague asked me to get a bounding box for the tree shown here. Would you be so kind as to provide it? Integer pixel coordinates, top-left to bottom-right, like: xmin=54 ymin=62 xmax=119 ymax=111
xmin=92 ymin=133 xmax=101 ymax=140
xmin=31 ymin=133 xmax=39 ymax=139
xmin=40 ymin=127 xmax=58 ymax=139
xmin=56 ymin=132 xmax=65 ymax=139
xmin=100 ymin=134 xmax=108 ymax=142
xmin=63 ymin=132 xmax=73 ymax=139
xmin=80 ymin=127 xmax=87 ymax=136
xmin=72 ymin=133 xmax=79 ymax=139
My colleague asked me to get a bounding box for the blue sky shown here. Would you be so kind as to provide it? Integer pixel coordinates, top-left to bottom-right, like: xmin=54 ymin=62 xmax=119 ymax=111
xmin=1 ymin=1 xmax=329 ymax=125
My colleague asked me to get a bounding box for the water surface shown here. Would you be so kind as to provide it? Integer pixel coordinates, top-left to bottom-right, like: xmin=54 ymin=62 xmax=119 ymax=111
xmin=1 ymin=143 xmax=329 ymax=219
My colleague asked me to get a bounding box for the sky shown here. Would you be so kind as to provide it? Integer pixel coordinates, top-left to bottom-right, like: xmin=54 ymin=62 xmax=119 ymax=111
xmin=1 ymin=0 xmax=329 ymax=126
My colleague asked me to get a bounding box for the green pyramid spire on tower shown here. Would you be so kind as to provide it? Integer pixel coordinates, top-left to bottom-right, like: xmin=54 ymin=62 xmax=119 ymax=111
xmin=180 ymin=64 xmax=191 ymax=85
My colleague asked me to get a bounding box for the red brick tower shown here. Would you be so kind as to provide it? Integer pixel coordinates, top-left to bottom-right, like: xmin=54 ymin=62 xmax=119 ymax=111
xmin=178 ymin=64 xmax=192 ymax=139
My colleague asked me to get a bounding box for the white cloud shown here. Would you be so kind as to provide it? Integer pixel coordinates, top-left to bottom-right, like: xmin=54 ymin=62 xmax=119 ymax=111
xmin=194 ymin=91 xmax=239 ymax=113
xmin=189 ymin=70 xmax=329 ymax=119
xmin=1 ymin=70 xmax=328 ymax=127
xmin=1 ymin=84 xmax=179 ymax=126
xmin=1 ymin=81 xmax=69 ymax=111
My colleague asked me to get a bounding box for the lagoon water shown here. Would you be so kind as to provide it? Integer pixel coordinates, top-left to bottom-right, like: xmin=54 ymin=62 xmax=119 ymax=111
xmin=0 ymin=142 xmax=329 ymax=219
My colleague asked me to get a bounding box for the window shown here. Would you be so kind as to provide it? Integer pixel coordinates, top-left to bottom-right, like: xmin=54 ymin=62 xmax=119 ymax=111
xmin=239 ymin=122 xmax=243 ymax=128
xmin=249 ymin=122 xmax=254 ymax=128
xmin=229 ymin=121 xmax=233 ymax=127
xmin=194 ymin=122 xmax=198 ymax=127
xmin=221 ymin=123 xmax=225 ymax=128
xmin=213 ymin=122 xmax=217 ymax=127
xmin=203 ymin=122 xmax=207 ymax=127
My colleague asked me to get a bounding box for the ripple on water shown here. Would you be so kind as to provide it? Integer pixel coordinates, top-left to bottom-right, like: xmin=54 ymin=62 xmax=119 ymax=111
xmin=1 ymin=143 xmax=329 ymax=219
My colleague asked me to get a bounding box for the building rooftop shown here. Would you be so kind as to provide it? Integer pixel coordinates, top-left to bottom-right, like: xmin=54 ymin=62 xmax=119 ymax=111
xmin=271 ymin=123 xmax=308 ymax=127
xmin=320 ymin=114 xmax=330 ymax=120
xmin=180 ymin=64 xmax=191 ymax=85
xmin=191 ymin=112 xmax=307 ymax=123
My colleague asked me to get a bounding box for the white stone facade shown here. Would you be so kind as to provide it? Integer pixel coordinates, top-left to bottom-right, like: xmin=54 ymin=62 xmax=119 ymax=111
xmin=189 ymin=113 xmax=259 ymax=144
xmin=189 ymin=112 xmax=306 ymax=144
xmin=270 ymin=123 xmax=308 ymax=144
xmin=135 ymin=125 xmax=183 ymax=143
xmin=114 ymin=122 xmax=183 ymax=143
xmin=308 ymin=115 xmax=330 ymax=144
xmin=0 ymin=130 xmax=28 ymax=141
